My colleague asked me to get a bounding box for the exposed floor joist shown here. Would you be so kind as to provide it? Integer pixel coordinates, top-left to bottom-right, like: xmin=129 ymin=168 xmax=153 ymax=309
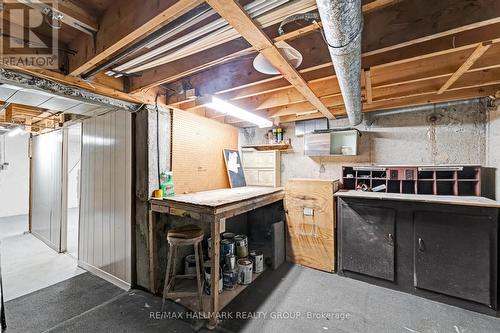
xmin=437 ymin=42 xmax=492 ymax=94
xmin=128 ymin=0 xmax=401 ymax=93
xmin=205 ymin=0 xmax=334 ymax=119
xmin=68 ymin=0 xmax=204 ymax=76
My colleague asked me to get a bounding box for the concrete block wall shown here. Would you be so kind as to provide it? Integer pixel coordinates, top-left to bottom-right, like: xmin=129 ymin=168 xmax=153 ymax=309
xmin=240 ymin=99 xmax=490 ymax=189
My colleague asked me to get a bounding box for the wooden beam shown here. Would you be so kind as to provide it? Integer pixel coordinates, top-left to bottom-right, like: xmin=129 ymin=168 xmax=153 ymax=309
xmin=365 ymin=69 xmax=373 ymax=104
xmin=129 ymin=0 xmax=400 ymax=92
xmin=437 ymin=42 xmax=492 ymax=94
xmin=4 ymin=104 xmax=13 ymax=123
xmin=362 ymin=0 xmax=401 ymax=14
xmin=166 ymin=0 xmax=500 ymax=104
xmin=18 ymin=0 xmax=98 ymax=33
xmin=68 ymin=0 xmax=204 ymax=76
xmin=205 ymin=0 xmax=334 ymax=119
xmin=128 ymin=21 xmax=324 ymax=93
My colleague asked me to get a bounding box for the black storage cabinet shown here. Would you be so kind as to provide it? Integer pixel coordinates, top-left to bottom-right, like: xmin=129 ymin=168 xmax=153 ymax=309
xmin=337 ymin=197 xmax=498 ymax=315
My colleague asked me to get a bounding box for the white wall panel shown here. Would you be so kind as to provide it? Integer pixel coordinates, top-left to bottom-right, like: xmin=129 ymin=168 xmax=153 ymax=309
xmin=31 ymin=130 xmax=64 ymax=252
xmin=0 ymin=133 xmax=29 ymax=217
xmin=79 ymin=110 xmax=132 ymax=288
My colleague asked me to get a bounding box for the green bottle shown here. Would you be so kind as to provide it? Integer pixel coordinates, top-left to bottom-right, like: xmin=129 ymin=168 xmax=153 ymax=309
xmin=164 ymin=172 xmax=175 ymax=197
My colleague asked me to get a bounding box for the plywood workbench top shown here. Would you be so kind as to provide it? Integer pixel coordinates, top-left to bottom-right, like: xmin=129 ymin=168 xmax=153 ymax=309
xmin=151 ymin=186 xmax=284 ymax=208
xmin=335 ymin=190 xmax=500 ymax=208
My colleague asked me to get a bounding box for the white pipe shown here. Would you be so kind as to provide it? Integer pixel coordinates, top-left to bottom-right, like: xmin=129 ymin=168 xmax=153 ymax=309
xmin=112 ymin=0 xmax=279 ymax=73
xmin=145 ymin=8 xmax=217 ymax=49
xmin=114 ymin=0 xmax=316 ymax=75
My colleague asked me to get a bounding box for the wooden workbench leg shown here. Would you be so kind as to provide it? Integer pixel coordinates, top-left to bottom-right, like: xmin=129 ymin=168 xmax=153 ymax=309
xmin=208 ymin=219 xmax=220 ymax=329
xmin=148 ymin=210 xmax=158 ymax=294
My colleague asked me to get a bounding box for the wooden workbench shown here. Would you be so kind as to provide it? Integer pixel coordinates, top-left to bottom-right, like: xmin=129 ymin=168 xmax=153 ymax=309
xmin=149 ymin=186 xmax=284 ymax=328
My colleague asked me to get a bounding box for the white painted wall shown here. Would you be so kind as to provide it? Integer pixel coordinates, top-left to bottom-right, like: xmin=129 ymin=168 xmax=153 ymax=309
xmin=0 ymin=133 xmax=29 ymax=217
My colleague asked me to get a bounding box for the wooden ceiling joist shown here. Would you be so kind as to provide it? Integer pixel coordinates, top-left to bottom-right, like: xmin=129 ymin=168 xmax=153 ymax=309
xmin=128 ymin=0 xmax=401 ymax=93
xmin=205 ymin=0 xmax=334 ymax=119
xmin=68 ymin=0 xmax=204 ymax=76
xmin=17 ymin=0 xmax=98 ymax=33
xmin=365 ymin=69 xmax=373 ymax=104
xmin=437 ymin=42 xmax=492 ymax=94
xmin=167 ymin=0 xmax=500 ymax=106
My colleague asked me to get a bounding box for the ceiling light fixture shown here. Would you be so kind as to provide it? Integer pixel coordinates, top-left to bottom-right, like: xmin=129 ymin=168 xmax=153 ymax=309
xmin=205 ymin=97 xmax=273 ymax=128
xmin=253 ymin=41 xmax=303 ymax=75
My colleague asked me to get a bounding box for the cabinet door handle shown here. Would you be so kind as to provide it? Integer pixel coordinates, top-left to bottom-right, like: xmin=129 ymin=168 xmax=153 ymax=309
xmin=388 ymin=233 xmax=394 ymax=242
xmin=418 ymin=237 xmax=425 ymax=252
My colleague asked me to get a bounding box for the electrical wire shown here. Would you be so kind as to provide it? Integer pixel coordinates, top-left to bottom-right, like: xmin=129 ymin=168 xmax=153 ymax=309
xmin=318 ymin=18 xmax=363 ymax=49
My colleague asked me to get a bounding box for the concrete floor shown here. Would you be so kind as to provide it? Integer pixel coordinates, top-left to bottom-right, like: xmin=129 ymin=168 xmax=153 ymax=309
xmin=3 ymin=261 xmax=500 ymax=333
xmin=0 ymin=214 xmax=84 ymax=301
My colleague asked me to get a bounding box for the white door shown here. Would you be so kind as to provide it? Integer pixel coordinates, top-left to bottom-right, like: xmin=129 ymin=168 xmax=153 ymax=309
xmin=31 ymin=130 xmax=66 ymax=252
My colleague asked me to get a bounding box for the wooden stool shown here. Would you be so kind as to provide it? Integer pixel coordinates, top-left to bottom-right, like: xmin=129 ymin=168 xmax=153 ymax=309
xmin=162 ymin=224 xmax=205 ymax=311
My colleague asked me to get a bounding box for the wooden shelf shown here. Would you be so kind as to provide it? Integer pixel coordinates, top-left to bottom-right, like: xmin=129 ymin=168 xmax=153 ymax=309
xmin=175 ymin=270 xmax=264 ymax=313
xmin=242 ymin=144 xmax=290 ymax=151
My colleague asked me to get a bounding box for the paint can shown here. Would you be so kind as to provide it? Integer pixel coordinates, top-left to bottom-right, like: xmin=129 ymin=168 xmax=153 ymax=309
xmin=234 ymin=234 xmax=248 ymax=258
xmin=222 ymin=269 xmax=237 ymax=290
xmin=207 ymin=237 xmax=212 ymax=259
xmin=221 ymin=239 xmax=235 ymax=259
xmin=204 ymin=261 xmax=222 ymax=295
xmin=225 ymin=253 xmax=236 ymax=271
xmin=249 ymin=250 xmax=264 ymax=273
xmin=184 ymin=254 xmax=197 ymax=275
xmin=222 ymin=232 xmax=235 ymax=240
xmin=237 ymin=259 xmax=253 ymax=285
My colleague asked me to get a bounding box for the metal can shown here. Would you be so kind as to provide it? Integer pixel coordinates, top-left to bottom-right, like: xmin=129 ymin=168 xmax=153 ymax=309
xmin=184 ymin=254 xmax=197 ymax=275
xmin=225 ymin=253 xmax=236 ymax=271
xmin=237 ymin=259 xmax=253 ymax=285
xmin=222 ymin=269 xmax=237 ymax=290
xmin=222 ymin=232 xmax=235 ymax=240
xmin=249 ymin=250 xmax=264 ymax=274
xmin=203 ymin=261 xmax=222 ymax=295
xmin=234 ymin=235 xmax=248 ymax=258
xmin=220 ymin=239 xmax=235 ymax=259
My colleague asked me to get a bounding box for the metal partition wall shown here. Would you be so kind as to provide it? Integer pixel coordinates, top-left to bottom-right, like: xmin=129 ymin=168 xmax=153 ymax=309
xmin=31 ymin=130 xmax=65 ymax=252
xmin=79 ymin=110 xmax=132 ymax=289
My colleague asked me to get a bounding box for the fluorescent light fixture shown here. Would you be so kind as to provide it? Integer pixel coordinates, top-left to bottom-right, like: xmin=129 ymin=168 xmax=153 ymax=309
xmin=205 ymin=97 xmax=273 ymax=128
xmin=7 ymin=126 xmax=25 ymax=137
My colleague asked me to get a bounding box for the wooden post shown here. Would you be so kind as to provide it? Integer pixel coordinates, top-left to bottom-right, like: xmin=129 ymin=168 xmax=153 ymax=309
xmin=209 ymin=219 xmax=221 ymax=328
xmin=148 ymin=209 xmax=157 ymax=293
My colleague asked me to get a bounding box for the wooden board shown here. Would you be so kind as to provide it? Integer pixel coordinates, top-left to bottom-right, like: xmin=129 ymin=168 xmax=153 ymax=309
xmin=159 ymin=186 xmax=283 ymax=208
xmin=223 ymin=149 xmax=246 ymax=188
xmin=172 ymin=110 xmax=238 ymax=194
xmin=334 ymin=190 xmax=500 ymax=208
xmin=241 ymin=144 xmax=290 ymax=151
xmin=285 ymin=179 xmax=340 ymax=272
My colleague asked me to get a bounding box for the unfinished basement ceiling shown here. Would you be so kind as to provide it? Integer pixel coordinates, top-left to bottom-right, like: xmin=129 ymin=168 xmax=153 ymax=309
xmin=3 ymin=0 xmax=500 ymax=128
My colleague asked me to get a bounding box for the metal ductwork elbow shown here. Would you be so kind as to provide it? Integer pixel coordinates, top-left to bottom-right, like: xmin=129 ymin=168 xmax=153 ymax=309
xmin=316 ymin=0 xmax=363 ymax=126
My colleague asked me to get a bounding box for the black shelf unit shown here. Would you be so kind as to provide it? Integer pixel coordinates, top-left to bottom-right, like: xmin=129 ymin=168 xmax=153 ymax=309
xmin=342 ymin=165 xmax=493 ymax=197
